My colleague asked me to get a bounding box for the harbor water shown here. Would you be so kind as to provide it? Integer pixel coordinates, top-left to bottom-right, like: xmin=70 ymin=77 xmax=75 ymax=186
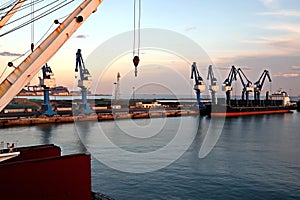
xmin=1 ymin=112 xmax=300 ymax=199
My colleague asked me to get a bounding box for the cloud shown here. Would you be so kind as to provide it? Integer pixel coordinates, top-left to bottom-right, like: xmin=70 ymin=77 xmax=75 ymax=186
xmin=258 ymin=10 xmax=300 ymax=17
xmin=185 ymin=26 xmax=197 ymax=32
xmin=278 ymin=73 xmax=299 ymax=78
xmin=291 ymin=66 xmax=300 ymax=70
xmin=0 ymin=51 xmax=23 ymax=57
xmin=259 ymin=0 xmax=276 ymax=5
xmin=265 ymin=24 xmax=300 ymax=33
xmin=75 ymin=34 xmax=88 ymax=39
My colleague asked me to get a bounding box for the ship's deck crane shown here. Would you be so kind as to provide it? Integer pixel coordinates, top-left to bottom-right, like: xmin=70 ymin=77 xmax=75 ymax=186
xmin=207 ymin=65 xmax=219 ymax=104
xmin=254 ymin=70 xmax=271 ymax=100
xmin=222 ymin=66 xmax=237 ymax=105
xmin=0 ymin=0 xmax=102 ymax=112
xmin=38 ymin=63 xmax=57 ymax=116
xmin=0 ymin=0 xmax=25 ymax=30
xmin=236 ymin=68 xmax=254 ymax=101
xmin=191 ymin=62 xmax=205 ymax=109
xmin=75 ymin=49 xmax=92 ymax=114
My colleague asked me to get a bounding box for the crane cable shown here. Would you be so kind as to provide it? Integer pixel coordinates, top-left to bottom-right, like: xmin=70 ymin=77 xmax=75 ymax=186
xmin=0 ymin=0 xmax=74 ymax=37
xmin=31 ymin=0 xmax=34 ymax=52
xmin=132 ymin=0 xmax=141 ymax=77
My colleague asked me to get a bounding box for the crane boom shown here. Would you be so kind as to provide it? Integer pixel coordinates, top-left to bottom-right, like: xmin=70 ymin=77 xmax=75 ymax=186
xmin=207 ymin=65 xmax=218 ymax=104
xmin=191 ymin=62 xmax=205 ymax=109
xmin=222 ymin=66 xmax=237 ymax=105
xmin=254 ymin=70 xmax=271 ymax=100
xmin=236 ymin=68 xmax=254 ymax=101
xmin=0 ymin=0 xmax=25 ymax=30
xmin=0 ymin=0 xmax=102 ymax=112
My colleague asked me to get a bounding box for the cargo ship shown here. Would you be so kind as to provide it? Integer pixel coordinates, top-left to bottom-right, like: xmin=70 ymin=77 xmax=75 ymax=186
xmin=207 ymin=90 xmax=296 ymax=117
xmin=0 ymin=143 xmax=114 ymax=200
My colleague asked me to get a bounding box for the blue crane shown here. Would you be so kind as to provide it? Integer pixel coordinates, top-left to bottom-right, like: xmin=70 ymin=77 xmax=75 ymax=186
xmin=207 ymin=65 xmax=219 ymax=104
xmin=39 ymin=63 xmax=57 ymax=116
xmin=236 ymin=68 xmax=254 ymax=101
xmin=75 ymin=49 xmax=93 ymax=114
xmin=191 ymin=62 xmax=205 ymax=109
xmin=254 ymin=70 xmax=271 ymax=100
xmin=222 ymin=66 xmax=237 ymax=105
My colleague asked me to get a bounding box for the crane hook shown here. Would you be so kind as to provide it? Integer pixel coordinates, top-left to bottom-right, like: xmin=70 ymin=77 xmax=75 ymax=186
xmin=133 ymin=55 xmax=140 ymax=77
xmin=133 ymin=55 xmax=140 ymax=67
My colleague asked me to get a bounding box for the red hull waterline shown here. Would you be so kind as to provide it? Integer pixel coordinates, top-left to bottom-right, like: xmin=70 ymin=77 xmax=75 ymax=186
xmin=211 ymin=109 xmax=292 ymax=117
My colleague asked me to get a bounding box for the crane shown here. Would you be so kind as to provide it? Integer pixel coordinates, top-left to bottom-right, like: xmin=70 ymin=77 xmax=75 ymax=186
xmin=0 ymin=0 xmax=25 ymax=30
xmin=191 ymin=62 xmax=205 ymax=109
xmin=236 ymin=68 xmax=254 ymax=101
xmin=222 ymin=66 xmax=237 ymax=105
xmin=75 ymin=49 xmax=92 ymax=114
xmin=254 ymin=70 xmax=271 ymax=100
xmin=38 ymin=63 xmax=57 ymax=116
xmin=0 ymin=0 xmax=103 ymax=112
xmin=114 ymin=72 xmax=121 ymax=100
xmin=207 ymin=65 xmax=219 ymax=104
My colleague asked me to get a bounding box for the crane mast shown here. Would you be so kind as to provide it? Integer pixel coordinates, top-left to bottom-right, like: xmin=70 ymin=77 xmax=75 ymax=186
xmin=39 ymin=64 xmax=57 ymax=116
xmin=0 ymin=0 xmax=103 ymax=112
xmin=75 ymin=49 xmax=92 ymax=114
xmin=236 ymin=68 xmax=254 ymax=101
xmin=114 ymin=72 xmax=121 ymax=100
xmin=191 ymin=62 xmax=205 ymax=109
xmin=254 ymin=70 xmax=271 ymax=100
xmin=207 ymin=65 xmax=219 ymax=104
xmin=0 ymin=0 xmax=25 ymax=30
xmin=222 ymin=66 xmax=237 ymax=105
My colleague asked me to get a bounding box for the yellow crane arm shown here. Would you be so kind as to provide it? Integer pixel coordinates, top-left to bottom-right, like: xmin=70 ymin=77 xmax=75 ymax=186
xmin=0 ymin=0 xmax=25 ymax=30
xmin=0 ymin=0 xmax=103 ymax=112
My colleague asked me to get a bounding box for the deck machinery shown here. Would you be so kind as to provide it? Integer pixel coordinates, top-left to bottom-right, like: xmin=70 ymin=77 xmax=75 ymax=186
xmin=207 ymin=65 xmax=219 ymax=104
xmin=191 ymin=62 xmax=205 ymax=109
xmin=253 ymin=70 xmax=272 ymax=100
xmin=236 ymin=68 xmax=254 ymax=102
xmin=222 ymin=66 xmax=237 ymax=105
xmin=75 ymin=49 xmax=93 ymax=114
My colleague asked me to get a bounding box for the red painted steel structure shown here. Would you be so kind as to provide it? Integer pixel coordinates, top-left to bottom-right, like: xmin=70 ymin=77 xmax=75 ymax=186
xmin=0 ymin=144 xmax=92 ymax=200
xmin=211 ymin=109 xmax=292 ymax=117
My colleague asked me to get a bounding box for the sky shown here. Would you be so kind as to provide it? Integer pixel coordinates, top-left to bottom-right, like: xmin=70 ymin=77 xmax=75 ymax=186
xmin=0 ymin=0 xmax=300 ymax=98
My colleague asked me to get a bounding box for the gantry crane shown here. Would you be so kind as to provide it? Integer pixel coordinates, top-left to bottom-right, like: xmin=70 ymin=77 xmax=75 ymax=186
xmin=0 ymin=0 xmax=25 ymax=30
xmin=38 ymin=63 xmax=57 ymax=116
xmin=0 ymin=0 xmax=102 ymax=112
xmin=236 ymin=68 xmax=254 ymax=101
xmin=191 ymin=62 xmax=205 ymax=109
xmin=75 ymin=49 xmax=92 ymax=114
xmin=207 ymin=65 xmax=219 ymax=104
xmin=254 ymin=70 xmax=271 ymax=100
xmin=222 ymin=66 xmax=237 ymax=105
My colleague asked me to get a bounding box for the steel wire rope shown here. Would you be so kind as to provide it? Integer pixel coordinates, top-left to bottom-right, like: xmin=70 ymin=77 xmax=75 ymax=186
xmin=5 ymin=7 xmax=69 ymax=65
xmin=3 ymin=0 xmax=62 ymax=27
xmin=0 ymin=0 xmax=47 ymax=16
xmin=0 ymin=65 xmax=8 ymax=80
xmin=132 ymin=0 xmax=141 ymax=56
xmin=0 ymin=0 xmax=45 ymax=18
xmin=0 ymin=0 xmax=74 ymax=37
xmin=0 ymin=0 xmax=18 ymax=11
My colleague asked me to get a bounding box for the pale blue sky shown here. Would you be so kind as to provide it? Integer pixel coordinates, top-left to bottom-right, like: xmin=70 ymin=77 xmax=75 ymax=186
xmin=0 ymin=0 xmax=300 ymax=96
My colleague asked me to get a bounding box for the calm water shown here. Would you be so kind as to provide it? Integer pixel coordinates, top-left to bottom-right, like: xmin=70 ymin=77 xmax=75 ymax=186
xmin=1 ymin=112 xmax=300 ymax=199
